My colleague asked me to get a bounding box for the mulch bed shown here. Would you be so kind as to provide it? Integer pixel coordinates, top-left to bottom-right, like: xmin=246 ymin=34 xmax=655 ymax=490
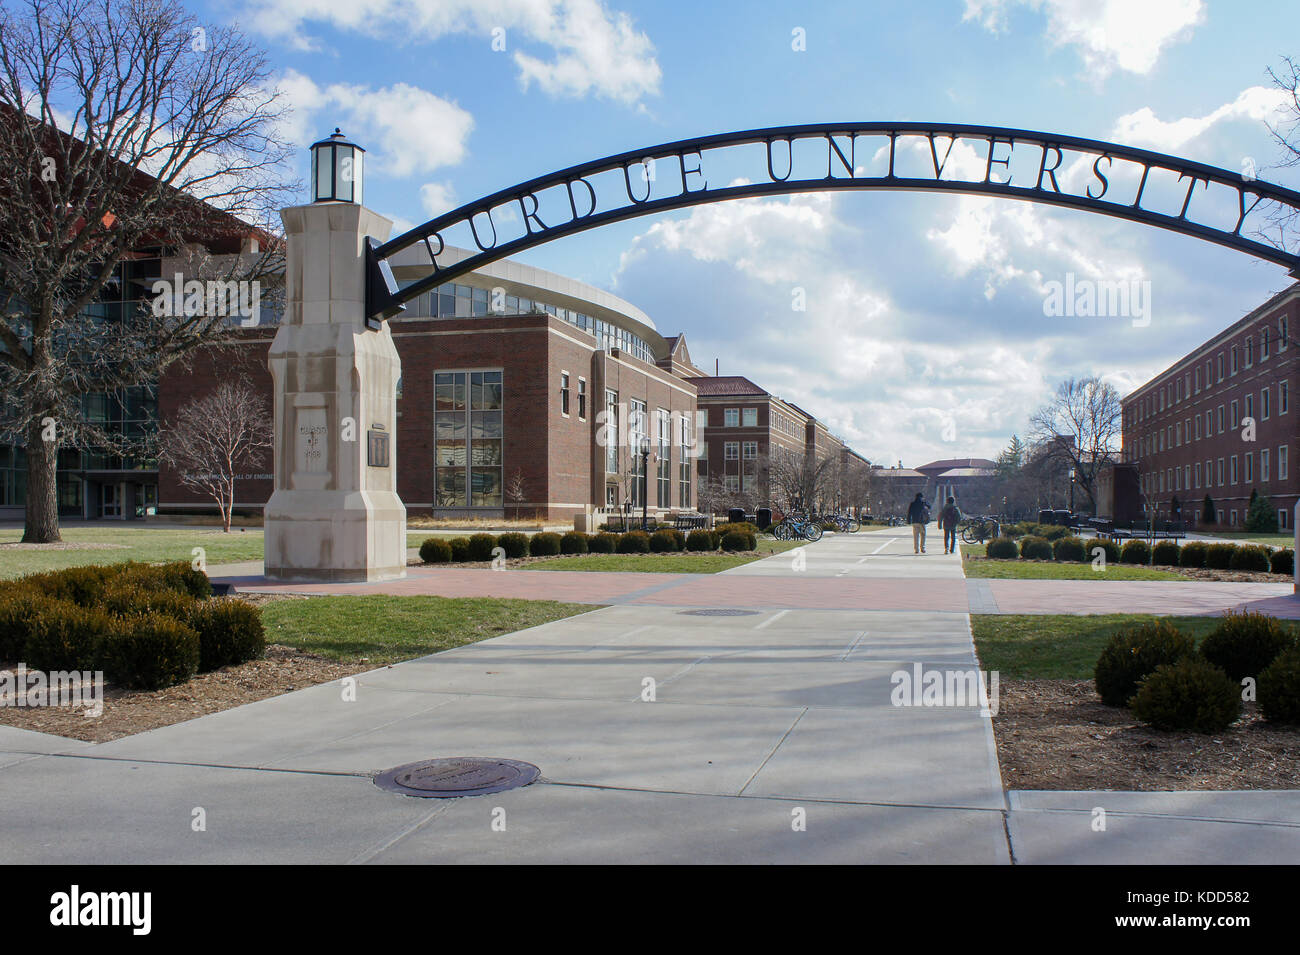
xmin=993 ymin=678 xmax=1300 ymax=790
xmin=968 ymin=556 xmax=1288 ymax=583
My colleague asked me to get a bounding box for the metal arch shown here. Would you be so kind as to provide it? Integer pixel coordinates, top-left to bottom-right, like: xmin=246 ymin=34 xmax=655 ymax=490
xmin=365 ymin=122 xmax=1300 ymax=321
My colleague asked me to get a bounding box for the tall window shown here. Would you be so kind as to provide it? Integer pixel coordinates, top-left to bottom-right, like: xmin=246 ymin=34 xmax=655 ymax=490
xmin=577 ymin=378 xmax=587 ymax=419
xmin=742 ymin=408 xmax=758 ymax=427
xmin=724 ymin=441 xmax=739 ymax=460
xmin=724 ymin=408 xmax=739 ymax=427
xmin=679 ymin=414 xmax=692 ymax=506
xmin=1280 ymin=445 xmax=1289 ymax=481
xmin=1217 ymin=354 xmax=1224 ymax=381
xmin=656 ymin=408 xmax=671 ymax=507
xmin=1230 ymin=400 xmax=1239 ymax=429
xmin=1261 ymin=448 xmax=1270 ymax=482
xmin=605 ymin=390 xmax=619 ymax=474
xmin=435 ymin=370 xmax=503 ymax=507
xmin=1245 ymin=337 xmax=1254 ymax=367
xmin=629 ymin=398 xmax=647 ymax=507
xmin=1262 ymin=388 xmax=1271 ymax=420
xmin=1282 ymin=381 xmax=1290 ymax=414
xmin=1230 ymin=455 xmax=1239 ymax=484
xmin=1245 ymin=452 xmax=1253 ymax=484
xmin=560 ymin=372 xmax=570 ymax=416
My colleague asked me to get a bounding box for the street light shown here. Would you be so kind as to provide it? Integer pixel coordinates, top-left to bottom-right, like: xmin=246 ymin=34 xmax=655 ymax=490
xmin=639 ymin=436 xmax=652 ymax=531
xmin=1067 ymin=467 xmax=1076 ymax=513
xmin=310 ymin=128 xmax=365 ymax=204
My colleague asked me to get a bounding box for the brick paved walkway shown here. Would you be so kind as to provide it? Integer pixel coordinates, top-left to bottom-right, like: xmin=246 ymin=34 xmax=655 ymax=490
xmin=214 ymin=527 xmax=1300 ymax=618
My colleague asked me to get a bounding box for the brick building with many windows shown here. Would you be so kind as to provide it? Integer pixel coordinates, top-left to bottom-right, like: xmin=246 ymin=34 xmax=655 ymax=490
xmin=1121 ymin=283 xmax=1299 ymax=530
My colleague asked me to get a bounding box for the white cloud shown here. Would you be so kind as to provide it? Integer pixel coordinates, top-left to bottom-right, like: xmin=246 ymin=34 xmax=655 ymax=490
xmin=276 ymin=70 xmax=474 ymax=176
xmin=1111 ymin=85 xmax=1290 ymax=152
xmin=244 ymin=0 xmax=661 ymax=105
xmin=419 ymin=181 xmax=458 ymax=217
xmin=963 ymin=0 xmax=1204 ymax=79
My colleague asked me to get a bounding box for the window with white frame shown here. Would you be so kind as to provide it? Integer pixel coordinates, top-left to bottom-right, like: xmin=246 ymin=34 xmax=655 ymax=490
xmin=1280 ymin=445 xmax=1289 ymax=481
xmin=724 ymin=408 xmax=739 ymax=427
xmin=742 ymin=408 xmax=757 ymax=427
xmin=724 ymin=441 xmax=739 ymax=460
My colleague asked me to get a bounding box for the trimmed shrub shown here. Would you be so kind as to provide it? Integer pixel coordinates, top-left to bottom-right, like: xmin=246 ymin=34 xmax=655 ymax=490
xmin=496 ymin=532 xmax=530 ymax=559
xmin=1199 ymin=610 xmax=1297 ymax=683
xmin=1205 ymin=543 xmax=1237 ymax=570
xmin=16 ymin=565 xmax=117 ymax=606
xmin=1018 ymin=535 xmax=1053 ymax=560
xmin=617 ymin=530 xmax=650 ymax=554
xmin=714 ymin=521 xmax=760 ymax=538
xmin=1179 ymin=540 xmax=1208 ymax=568
xmin=21 ymin=600 xmax=115 ymax=672
xmin=1151 ymin=540 xmax=1181 ymax=566
xmin=668 ymin=529 xmax=686 ymax=551
xmin=1039 ymin=524 xmax=1072 ymax=542
xmin=97 ymin=583 xmax=198 ymax=622
xmin=0 ymin=590 xmax=58 ymax=660
xmin=986 ymin=536 xmax=1019 ymax=559
xmin=1270 ymin=548 xmax=1294 ymax=576
xmin=419 ymin=538 xmax=452 ymax=563
xmin=1119 ymin=540 xmax=1150 ymax=565
xmin=1086 ymin=538 xmax=1120 ymax=566
xmin=720 ymin=530 xmax=750 ymax=552
xmin=649 ymin=529 xmax=677 ymax=553
xmin=686 ymin=529 xmax=714 ymax=552
xmin=560 ymin=531 xmax=589 ymax=555
xmin=587 ymin=532 xmax=618 ymax=554
xmin=99 ymin=613 xmax=200 ymax=690
xmin=1052 ymin=537 xmax=1086 ymax=562
xmin=467 ymin=533 xmax=497 ymax=562
xmin=1131 ymin=659 xmax=1241 ymax=733
xmin=1094 ymin=620 xmax=1196 ymax=707
xmin=191 ymin=599 xmax=266 ymax=671
xmin=115 ymin=561 xmax=211 ymax=600
xmin=1258 ymin=645 xmax=1300 ymax=723
xmin=447 ymin=537 xmax=471 ymax=562
xmin=530 ymin=532 xmax=562 ymax=557
xmin=1229 ymin=544 xmax=1271 ymax=573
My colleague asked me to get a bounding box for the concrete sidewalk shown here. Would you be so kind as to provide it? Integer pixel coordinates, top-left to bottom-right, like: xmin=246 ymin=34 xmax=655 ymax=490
xmin=2 ymin=526 xmax=1296 ymax=863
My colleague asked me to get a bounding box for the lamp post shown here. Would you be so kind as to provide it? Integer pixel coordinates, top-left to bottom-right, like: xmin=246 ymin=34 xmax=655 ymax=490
xmin=310 ymin=128 xmax=365 ymax=203
xmin=639 ymin=436 xmax=652 ymax=531
xmin=1068 ymin=467 xmax=1076 ymax=513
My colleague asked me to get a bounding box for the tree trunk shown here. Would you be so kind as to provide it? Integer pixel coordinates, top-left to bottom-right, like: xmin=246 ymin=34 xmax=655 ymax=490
xmin=21 ymin=416 xmax=62 ymax=543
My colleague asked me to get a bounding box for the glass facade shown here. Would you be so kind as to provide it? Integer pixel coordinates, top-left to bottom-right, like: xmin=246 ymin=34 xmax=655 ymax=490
xmin=398 ymin=280 xmax=655 ymax=364
xmin=435 ymin=370 xmax=503 ymax=507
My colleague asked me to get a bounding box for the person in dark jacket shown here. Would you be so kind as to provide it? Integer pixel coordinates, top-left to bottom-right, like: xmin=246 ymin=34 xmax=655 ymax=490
xmin=938 ymin=496 xmax=962 ymax=554
xmin=906 ymin=492 xmax=930 ymax=554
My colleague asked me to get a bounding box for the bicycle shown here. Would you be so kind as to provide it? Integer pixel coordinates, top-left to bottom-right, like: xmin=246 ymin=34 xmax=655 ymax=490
xmin=959 ymin=515 xmax=1001 ymax=545
xmin=774 ymin=514 xmax=824 ymax=542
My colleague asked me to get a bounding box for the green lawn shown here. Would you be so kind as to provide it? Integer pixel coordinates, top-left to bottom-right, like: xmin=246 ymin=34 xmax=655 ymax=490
xmin=0 ymin=526 xmax=269 ymax=579
xmin=260 ymin=595 xmax=595 ymax=664
xmin=971 ymin=614 xmax=1228 ymax=680
xmin=959 ymin=544 xmax=1184 ymax=580
xmin=1198 ymin=531 xmax=1294 ymax=547
xmin=529 ymin=538 xmax=805 ymax=573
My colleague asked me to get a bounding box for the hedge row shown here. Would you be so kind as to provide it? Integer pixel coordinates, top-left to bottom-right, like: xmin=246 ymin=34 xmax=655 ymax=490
xmin=0 ymin=562 xmax=265 ymax=690
xmin=1093 ymin=612 xmax=1300 ymax=730
xmin=419 ymin=524 xmax=759 ymax=564
xmin=984 ymin=536 xmax=1292 ymax=574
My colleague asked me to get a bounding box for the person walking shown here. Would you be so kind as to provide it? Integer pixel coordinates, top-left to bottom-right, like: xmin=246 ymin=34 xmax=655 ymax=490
xmin=938 ymin=496 xmax=962 ymax=554
xmin=906 ymin=492 xmax=930 ymax=554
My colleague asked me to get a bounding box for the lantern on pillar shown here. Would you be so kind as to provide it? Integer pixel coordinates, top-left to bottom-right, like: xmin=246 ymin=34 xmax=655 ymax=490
xmin=310 ymin=128 xmax=365 ymax=203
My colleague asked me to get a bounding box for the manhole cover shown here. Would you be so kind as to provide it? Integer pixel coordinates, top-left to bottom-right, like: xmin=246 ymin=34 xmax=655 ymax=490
xmin=678 ymin=608 xmax=761 ymax=616
xmin=374 ymin=757 xmax=541 ymax=798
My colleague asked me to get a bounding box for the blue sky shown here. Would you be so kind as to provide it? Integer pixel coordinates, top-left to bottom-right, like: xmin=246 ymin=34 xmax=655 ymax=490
xmin=208 ymin=0 xmax=1300 ymax=465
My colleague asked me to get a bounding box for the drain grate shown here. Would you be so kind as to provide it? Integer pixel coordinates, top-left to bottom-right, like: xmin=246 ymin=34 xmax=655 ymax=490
xmin=374 ymin=757 xmax=541 ymax=798
xmin=678 ymin=608 xmax=761 ymax=616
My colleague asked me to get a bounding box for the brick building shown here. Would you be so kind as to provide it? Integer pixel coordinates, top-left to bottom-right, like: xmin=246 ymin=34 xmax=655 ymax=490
xmin=682 ymin=375 xmax=864 ymax=510
xmin=159 ymin=247 xmax=700 ymax=523
xmin=1121 ymin=283 xmax=1299 ymax=530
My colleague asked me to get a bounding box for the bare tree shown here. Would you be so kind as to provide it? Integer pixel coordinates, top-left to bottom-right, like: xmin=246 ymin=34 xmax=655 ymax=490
xmin=0 ymin=0 xmax=293 ymax=542
xmin=157 ymin=379 xmax=270 ymax=532
xmin=764 ymin=448 xmax=839 ymax=513
xmin=1028 ymin=377 xmax=1121 ymax=512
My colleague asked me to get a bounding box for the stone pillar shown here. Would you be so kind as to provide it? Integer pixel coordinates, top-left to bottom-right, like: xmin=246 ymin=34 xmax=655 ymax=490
xmin=263 ymin=202 xmax=406 ymax=582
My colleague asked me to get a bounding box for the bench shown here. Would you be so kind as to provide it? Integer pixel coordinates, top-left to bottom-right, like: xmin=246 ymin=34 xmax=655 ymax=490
xmin=673 ymin=514 xmax=708 ymax=531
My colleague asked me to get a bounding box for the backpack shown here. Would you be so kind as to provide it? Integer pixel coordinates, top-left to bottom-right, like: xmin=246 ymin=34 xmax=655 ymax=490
xmin=920 ymin=502 xmax=932 ymax=523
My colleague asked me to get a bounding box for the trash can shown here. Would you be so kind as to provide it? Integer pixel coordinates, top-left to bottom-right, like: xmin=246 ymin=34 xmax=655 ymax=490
xmin=756 ymin=507 xmax=772 ymax=530
xmin=1053 ymin=509 xmax=1071 ymax=527
xmin=728 ymin=507 xmax=746 ymax=525
xmin=1038 ymin=509 xmax=1054 ymax=525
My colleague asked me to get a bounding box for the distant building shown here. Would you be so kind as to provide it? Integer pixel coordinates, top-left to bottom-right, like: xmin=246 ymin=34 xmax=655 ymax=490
xmin=1121 ymin=284 xmax=1298 ymax=529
